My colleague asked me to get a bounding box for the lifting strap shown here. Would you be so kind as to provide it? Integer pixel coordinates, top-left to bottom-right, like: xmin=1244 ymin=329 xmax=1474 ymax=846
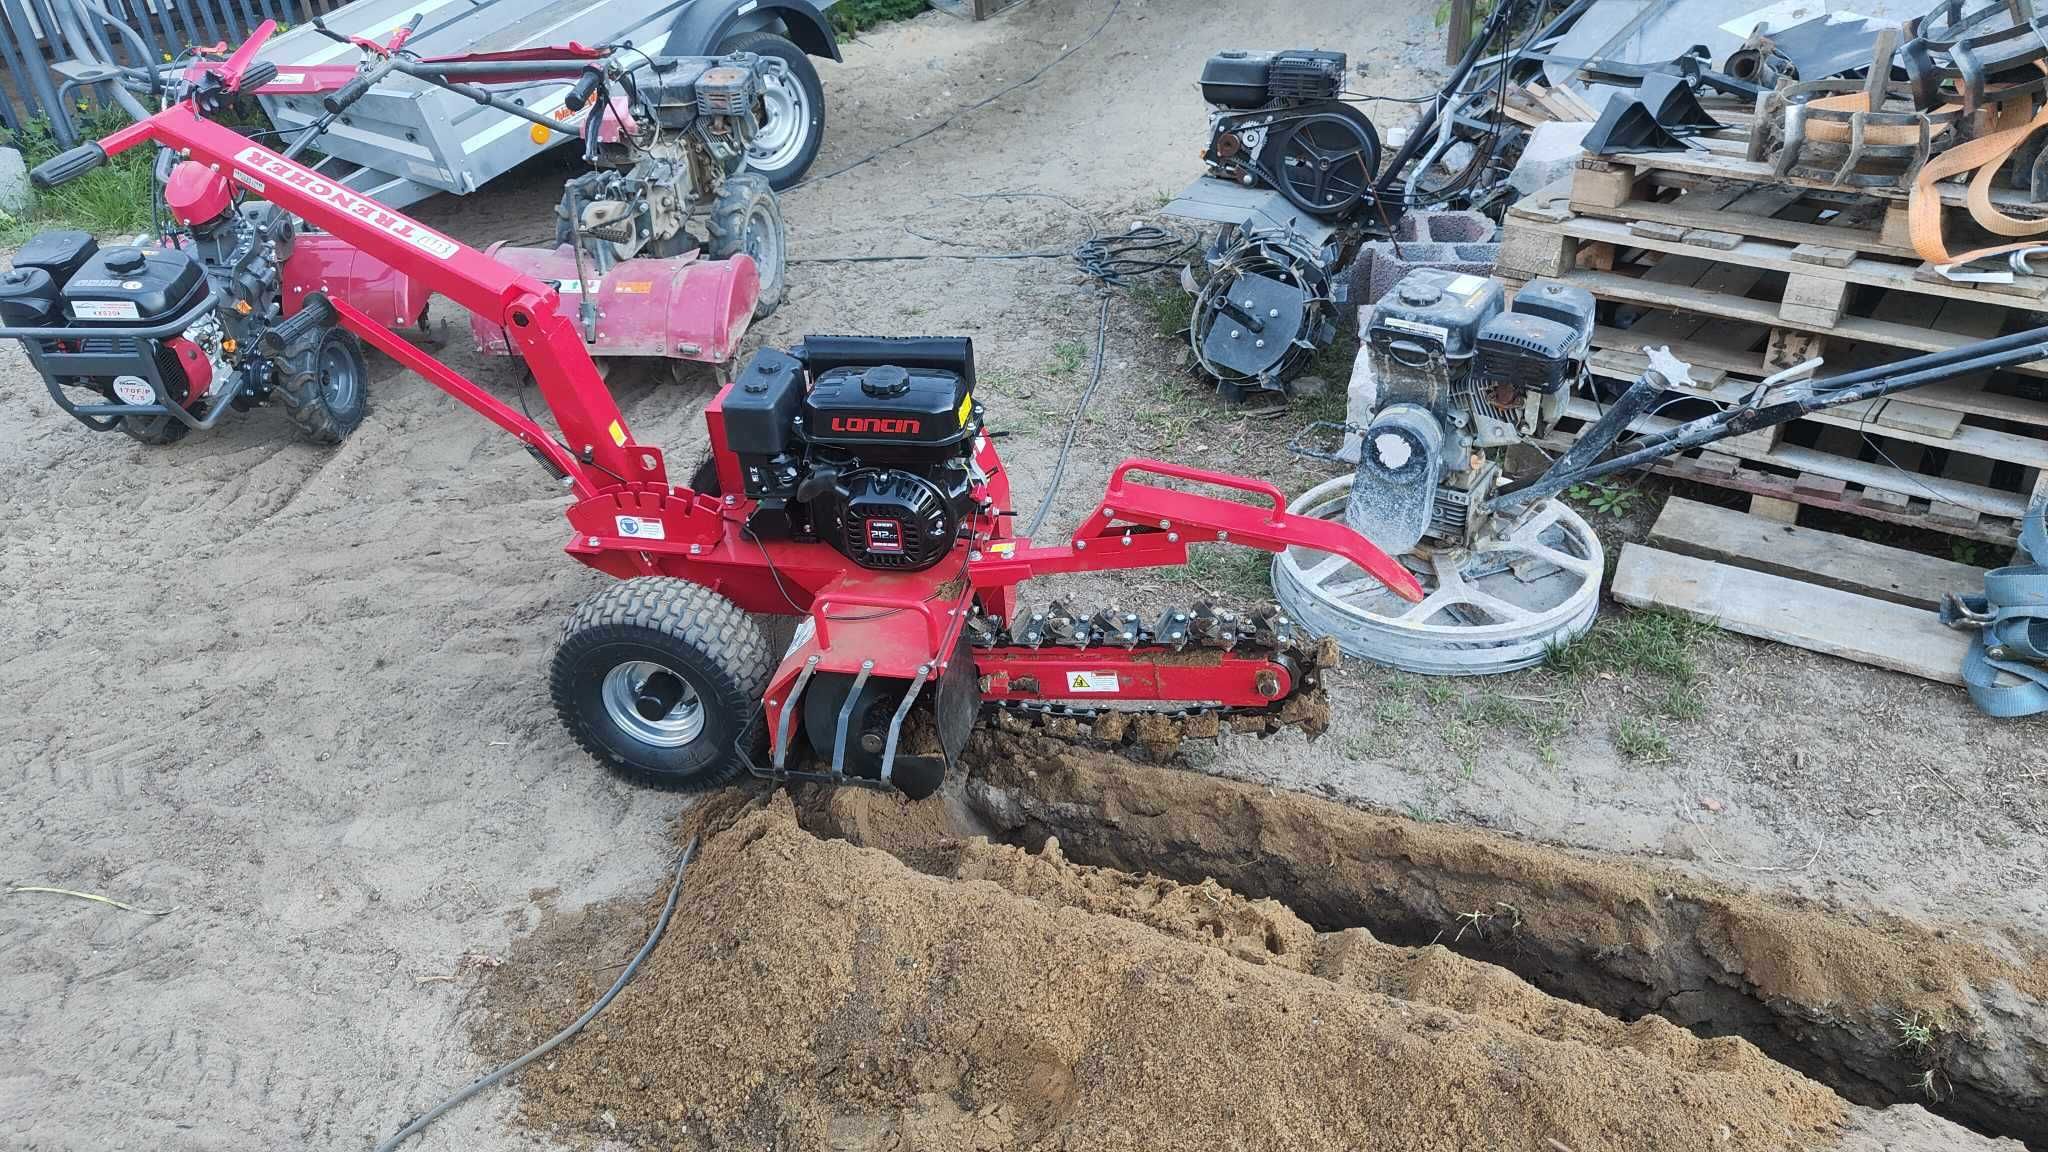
xmin=1908 ymin=65 xmax=2048 ymax=269
xmin=1940 ymin=499 xmax=2048 ymax=718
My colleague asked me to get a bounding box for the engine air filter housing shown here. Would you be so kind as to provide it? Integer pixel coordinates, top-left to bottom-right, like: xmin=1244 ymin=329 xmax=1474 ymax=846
xmin=1475 ymin=313 xmax=1577 ymax=396
xmin=1267 ymin=50 xmax=1347 ymax=101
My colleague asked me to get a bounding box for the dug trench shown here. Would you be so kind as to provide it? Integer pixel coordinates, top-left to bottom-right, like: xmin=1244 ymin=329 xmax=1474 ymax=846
xmin=475 ymin=734 xmax=2048 ymax=1151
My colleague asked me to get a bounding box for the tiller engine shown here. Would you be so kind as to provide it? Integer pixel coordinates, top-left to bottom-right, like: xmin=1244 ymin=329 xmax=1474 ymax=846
xmin=470 ymin=50 xmax=788 ymax=366
xmin=24 ymin=23 xmax=1428 ymax=801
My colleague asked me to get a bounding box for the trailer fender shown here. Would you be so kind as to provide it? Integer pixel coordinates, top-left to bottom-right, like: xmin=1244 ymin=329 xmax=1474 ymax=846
xmin=668 ymin=0 xmax=842 ymax=62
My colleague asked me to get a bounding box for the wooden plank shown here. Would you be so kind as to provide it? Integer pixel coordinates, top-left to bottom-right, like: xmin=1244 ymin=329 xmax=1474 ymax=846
xmin=1532 ymin=268 xmax=2048 ymax=375
xmin=1790 ymin=243 xmax=1857 ymax=268
xmin=1541 ymin=213 xmax=2048 ymax=308
xmin=1597 ymin=139 xmax=2048 ymax=222
xmin=1559 ymin=397 xmax=2032 ymax=517
xmin=1610 ymin=545 xmax=1972 ymax=685
xmin=1647 ymin=497 xmax=1990 ymax=611
xmin=1569 ymin=186 xmax=1914 ymax=258
xmin=1570 ymin=162 xmax=1635 ymax=209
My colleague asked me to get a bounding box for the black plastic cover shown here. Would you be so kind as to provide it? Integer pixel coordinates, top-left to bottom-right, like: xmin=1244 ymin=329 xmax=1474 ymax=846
xmin=14 ymin=229 xmax=99 ymax=288
xmin=723 ymin=346 xmax=805 ymax=456
xmin=1476 ymin=313 xmax=1577 ymax=396
xmin=63 ymin=245 xmax=208 ymax=325
xmin=0 ymin=267 xmax=60 ymax=328
xmin=805 ymin=365 xmax=973 ymax=449
xmin=1510 ymin=279 xmax=1596 ymax=338
xmin=797 ymin=335 xmax=975 ymax=389
xmin=1267 ymin=50 xmax=1346 ymax=101
xmin=1201 ymin=50 xmax=1273 ymax=108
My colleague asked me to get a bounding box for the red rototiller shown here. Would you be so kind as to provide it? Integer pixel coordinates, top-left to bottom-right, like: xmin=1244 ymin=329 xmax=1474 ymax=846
xmin=0 ymin=19 xmax=776 ymax=446
xmin=13 ymin=27 xmax=1425 ymax=797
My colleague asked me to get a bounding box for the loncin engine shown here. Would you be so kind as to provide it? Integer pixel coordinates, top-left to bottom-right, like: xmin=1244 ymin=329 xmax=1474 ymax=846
xmin=1200 ymin=48 xmax=1380 ymax=220
xmin=1349 ymin=269 xmax=1595 ymax=551
xmin=721 ymin=338 xmax=983 ymax=571
xmin=562 ymin=54 xmax=765 ymax=265
xmin=0 ymin=230 xmax=242 ymax=421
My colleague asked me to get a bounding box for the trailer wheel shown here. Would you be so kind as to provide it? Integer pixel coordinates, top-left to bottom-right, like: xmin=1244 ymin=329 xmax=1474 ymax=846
xmin=722 ymin=31 xmax=825 ymax=189
xmin=551 ymin=577 xmax=771 ymax=790
xmin=120 ymin=413 xmax=189 ymax=446
xmin=277 ymin=327 xmax=368 ymax=444
xmin=707 ymin=172 xmax=785 ymax=319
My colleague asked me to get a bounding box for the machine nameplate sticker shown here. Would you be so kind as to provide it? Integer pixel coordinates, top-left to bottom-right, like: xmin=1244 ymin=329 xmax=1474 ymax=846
xmin=1381 ymin=316 xmax=1448 ymax=341
xmin=615 ymin=515 xmax=664 ymax=540
xmin=74 ymin=300 xmax=139 ymax=320
xmin=233 ymin=145 xmax=461 ymax=260
xmin=1066 ymin=671 xmax=1119 ymax=693
xmin=111 ymin=376 xmax=155 ymax=404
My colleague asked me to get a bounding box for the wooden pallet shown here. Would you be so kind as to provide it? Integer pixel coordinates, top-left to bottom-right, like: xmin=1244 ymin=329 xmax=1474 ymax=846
xmin=1495 ymin=168 xmax=2048 ymax=543
xmin=1612 ymin=498 xmax=1981 ymax=685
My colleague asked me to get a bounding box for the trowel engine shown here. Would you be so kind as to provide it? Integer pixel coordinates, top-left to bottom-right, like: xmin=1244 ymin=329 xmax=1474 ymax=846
xmin=1350 ymin=269 xmax=1593 ymax=553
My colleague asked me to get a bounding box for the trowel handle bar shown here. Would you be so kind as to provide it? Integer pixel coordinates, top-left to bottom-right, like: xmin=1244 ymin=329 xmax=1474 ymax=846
xmin=1106 ymin=459 xmax=1287 ymax=516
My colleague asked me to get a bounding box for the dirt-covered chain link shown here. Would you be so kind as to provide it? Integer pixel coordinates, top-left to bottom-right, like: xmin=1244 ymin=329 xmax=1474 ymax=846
xmin=967 ymin=600 xmax=1342 ymax=754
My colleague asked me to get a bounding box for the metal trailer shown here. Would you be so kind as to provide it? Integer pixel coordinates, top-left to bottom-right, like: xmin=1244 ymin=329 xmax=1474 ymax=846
xmin=252 ymin=0 xmax=841 ymax=207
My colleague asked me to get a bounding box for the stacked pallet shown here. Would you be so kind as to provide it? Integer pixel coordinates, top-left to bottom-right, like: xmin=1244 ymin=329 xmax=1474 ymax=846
xmin=1494 ymin=123 xmax=2048 ymax=548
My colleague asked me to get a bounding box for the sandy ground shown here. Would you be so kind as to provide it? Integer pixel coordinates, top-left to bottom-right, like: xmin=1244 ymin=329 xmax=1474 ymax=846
xmin=1 ymin=0 xmax=2042 ymax=1149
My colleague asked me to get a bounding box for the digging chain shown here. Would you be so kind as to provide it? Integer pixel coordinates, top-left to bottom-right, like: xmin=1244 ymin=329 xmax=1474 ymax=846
xmin=968 ymin=600 xmax=1342 ymax=756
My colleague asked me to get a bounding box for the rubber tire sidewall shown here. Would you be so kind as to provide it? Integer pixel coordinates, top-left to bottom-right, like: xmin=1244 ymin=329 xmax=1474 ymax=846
xmin=278 ymin=327 xmax=369 ymax=445
xmin=707 ymin=172 xmax=786 ymax=319
xmin=551 ymin=578 xmax=771 ymax=790
xmin=720 ymin=31 xmax=825 ymax=190
xmin=120 ymin=413 xmax=190 ymax=445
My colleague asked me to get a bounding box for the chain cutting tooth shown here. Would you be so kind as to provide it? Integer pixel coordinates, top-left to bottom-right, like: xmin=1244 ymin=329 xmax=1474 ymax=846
xmin=1042 ymin=599 xmax=1089 ymax=647
xmin=1241 ymin=606 xmax=1291 ymax=650
xmin=965 ymin=614 xmax=1003 ymax=649
xmin=1156 ymin=607 xmax=1193 ymax=650
xmin=1016 ymin=610 xmax=1050 ymax=648
xmin=1092 ymin=608 xmax=1142 ymax=648
xmin=1190 ymin=602 xmax=1239 ymax=650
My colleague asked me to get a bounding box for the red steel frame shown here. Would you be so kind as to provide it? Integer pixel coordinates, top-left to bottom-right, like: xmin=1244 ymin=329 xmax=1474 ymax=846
xmin=95 ymin=41 xmax=1425 ymax=763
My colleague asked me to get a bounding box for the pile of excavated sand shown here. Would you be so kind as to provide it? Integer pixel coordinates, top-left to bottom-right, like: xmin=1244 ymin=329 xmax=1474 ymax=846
xmin=481 ymin=792 xmax=2016 ymax=1152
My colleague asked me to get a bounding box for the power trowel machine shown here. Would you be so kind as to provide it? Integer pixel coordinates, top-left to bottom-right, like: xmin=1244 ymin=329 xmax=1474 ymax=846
xmin=1278 ymin=266 xmax=2048 ymax=676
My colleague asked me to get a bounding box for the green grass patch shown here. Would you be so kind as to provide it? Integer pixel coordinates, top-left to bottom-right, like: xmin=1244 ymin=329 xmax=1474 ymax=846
xmin=1612 ymin=716 xmax=1670 ymax=763
xmin=2 ymin=112 xmax=158 ymax=240
xmin=1130 ymin=282 xmax=1194 ymax=341
xmin=1180 ymin=543 xmax=1270 ymax=600
xmin=1545 ymin=609 xmax=1713 ymax=686
xmin=830 ymin=0 xmax=928 ymax=34
xmin=1047 ymin=338 xmax=1086 ymax=378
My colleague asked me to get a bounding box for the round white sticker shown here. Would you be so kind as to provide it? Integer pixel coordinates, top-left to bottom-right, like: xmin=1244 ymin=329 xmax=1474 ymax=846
xmin=111 ymin=376 xmax=156 ymax=405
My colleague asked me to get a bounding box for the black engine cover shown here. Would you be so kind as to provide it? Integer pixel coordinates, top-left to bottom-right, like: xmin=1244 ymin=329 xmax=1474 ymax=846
xmin=64 ymin=245 xmax=209 ymax=325
xmin=803 ymin=364 xmax=974 ymax=457
xmin=821 ymin=468 xmax=960 ymax=571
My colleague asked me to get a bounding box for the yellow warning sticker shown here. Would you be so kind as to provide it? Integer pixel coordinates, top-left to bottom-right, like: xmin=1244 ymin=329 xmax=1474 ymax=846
xmin=956 ymin=392 xmax=973 ymax=426
xmin=608 ymin=420 xmax=627 ymax=447
xmin=1066 ymin=671 xmax=1118 ymax=693
xmin=615 ymin=281 xmax=654 ymax=295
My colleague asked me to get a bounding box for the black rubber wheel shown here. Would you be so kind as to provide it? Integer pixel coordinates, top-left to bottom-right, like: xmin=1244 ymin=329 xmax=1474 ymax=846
xmin=551 ymin=577 xmax=771 ymax=790
xmin=720 ymin=31 xmax=825 ymax=189
xmin=707 ymin=172 xmax=786 ymax=319
xmin=120 ymin=413 xmax=189 ymax=445
xmin=277 ymin=326 xmax=368 ymax=444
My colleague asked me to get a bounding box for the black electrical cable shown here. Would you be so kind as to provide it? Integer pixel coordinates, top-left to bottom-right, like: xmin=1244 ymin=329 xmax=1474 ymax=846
xmin=785 ymin=0 xmax=1122 ymax=192
xmin=368 ymin=836 xmax=700 ymax=1152
xmin=1023 ymin=293 xmax=1112 ymax=539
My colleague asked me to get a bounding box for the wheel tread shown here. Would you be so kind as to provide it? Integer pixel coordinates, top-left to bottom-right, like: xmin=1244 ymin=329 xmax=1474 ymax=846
xmin=551 ymin=577 xmax=772 ymax=790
